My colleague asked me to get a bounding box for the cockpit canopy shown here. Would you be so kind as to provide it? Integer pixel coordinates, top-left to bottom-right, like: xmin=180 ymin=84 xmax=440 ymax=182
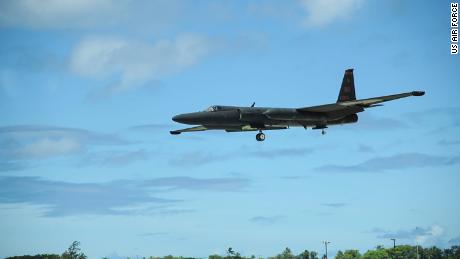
xmin=204 ymin=105 xmax=237 ymax=112
xmin=204 ymin=105 xmax=221 ymax=112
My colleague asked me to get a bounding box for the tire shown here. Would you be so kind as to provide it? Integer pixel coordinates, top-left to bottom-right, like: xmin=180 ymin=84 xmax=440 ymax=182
xmin=259 ymin=133 xmax=265 ymax=141
xmin=256 ymin=132 xmax=265 ymax=141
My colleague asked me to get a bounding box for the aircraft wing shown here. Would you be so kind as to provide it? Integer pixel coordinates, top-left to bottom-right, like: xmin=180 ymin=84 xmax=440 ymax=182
xmin=170 ymin=125 xmax=208 ymax=135
xmin=339 ymin=91 xmax=425 ymax=107
xmin=298 ymin=91 xmax=425 ymax=114
xmin=225 ymin=125 xmax=288 ymax=132
xmin=170 ymin=125 xmax=288 ymax=134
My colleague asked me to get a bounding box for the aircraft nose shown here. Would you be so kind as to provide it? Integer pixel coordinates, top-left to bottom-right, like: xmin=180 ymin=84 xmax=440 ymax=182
xmin=172 ymin=114 xmax=186 ymax=123
xmin=172 ymin=112 xmax=204 ymax=125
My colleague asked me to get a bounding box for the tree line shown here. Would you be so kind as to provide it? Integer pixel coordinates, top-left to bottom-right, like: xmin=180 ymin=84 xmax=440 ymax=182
xmin=5 ymin=241 xmax=460 ymax=259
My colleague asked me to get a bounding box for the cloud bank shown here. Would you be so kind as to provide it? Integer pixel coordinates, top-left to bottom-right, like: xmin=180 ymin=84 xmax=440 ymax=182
xmin=70 ymin=35 xmax=211 ymax=96
xmin=0 ymin=125 xmax=142 ymax=172
xmin=0 ymin=0 xmax=117 ymax=28
xmin=315 ymin=153 xmax=460 ymax=173
xmin=170 ymin=147 xmax=315 ymax=167
xmin=250 ymin=215 xmax=285 ymax=225
xmin=299 ymin=0 xmax=364 ymax=27
xmin=372 ymin=225 xmax=445 ymax=246
xmin=0 ymin=125 xmax=125 ymax=162
xmin=0 ymin=176 xmax=250 ymax=216
xmin=322 ymin=202 xmax=348 ymax=208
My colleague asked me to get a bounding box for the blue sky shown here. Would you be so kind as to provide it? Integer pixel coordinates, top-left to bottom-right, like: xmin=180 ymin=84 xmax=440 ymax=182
xmin=1 ymin=0 xmax=459 ymax=258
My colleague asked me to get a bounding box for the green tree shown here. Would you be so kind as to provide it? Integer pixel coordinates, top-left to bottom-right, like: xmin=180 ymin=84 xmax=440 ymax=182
xmin=389 ymin=245 xmax=417 ymax=259
xmin=269 ymin=247 xmax=296 ymax=259
xmin=61 ymin=241 xmax=87 ymax=259
xmin=336 ymin=251 xmax=345 ymax=259
xmin=335 ymin=250 xmax=361 ymax=259
xmin=443 ymin=245 xmax=460 ymax=258
xmin=209 ymin=255 xmax=224 ymax=259
xmin=225 ymin=247 xmax=241 ymax=259
xmin=310 ymin=251 xmax=319 ymax=259
xmin=361 ymin=249 xmax=390 ymax=259
xmin=227 ymin=248 xmax=235 ymax=257
xmin=6 ymin=255 xmax=60 ymax=259
xmin=280 ymin=248 xmax=295 ymax=259
xmin=297 ymin=250 xmax=310 ymax=259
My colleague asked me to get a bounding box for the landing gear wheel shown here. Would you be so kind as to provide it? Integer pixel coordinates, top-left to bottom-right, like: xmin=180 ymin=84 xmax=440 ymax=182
xmin=256 ymin=132 xmax=265 ymax=141
xmin=321 ymin=129 xmax=326 ymax=135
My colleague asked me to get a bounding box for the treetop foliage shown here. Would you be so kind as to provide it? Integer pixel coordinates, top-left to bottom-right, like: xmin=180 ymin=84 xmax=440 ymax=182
xmin=5 ymin=243 xmax=460 ymax=259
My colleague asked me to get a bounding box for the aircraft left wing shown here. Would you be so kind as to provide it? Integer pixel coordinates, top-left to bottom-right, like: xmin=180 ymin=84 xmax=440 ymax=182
xmin=170 ymin=125 xmax=208 ymax=135
xmin=298 ymin=91 xmax=425 ymax=115
xmin=339 ymin=91 xmax=425 ymax=108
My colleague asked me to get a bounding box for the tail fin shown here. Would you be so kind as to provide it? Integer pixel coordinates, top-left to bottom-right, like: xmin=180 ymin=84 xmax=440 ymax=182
xmin=337 ymin=68 xmax=356 ymax=102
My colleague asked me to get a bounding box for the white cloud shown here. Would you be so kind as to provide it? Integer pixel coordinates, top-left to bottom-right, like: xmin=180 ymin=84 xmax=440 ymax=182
xmin=373 ymin=225 xmax=446 ymax=246
xmin=299 ymin=0 xmax=364 ymax=27
xmin=0 ymin=175 xmax=249 ymax=216
xmin=0 ymin=125 xmax=125 ymax=162
xmin=70 ymin=38 xmax=128 ymax=78
xmin=415 ymin=225 xmax=444 ymax=246
xmin=0 ymin=0 xmax=124 ymax=28
xmin=70 ymin=35 xmax=211 ymax=96
xmin=20 ymin=138 xmax=81 ymax=158
xmin=249 ymin=215 xmax=285 ymax=225
xmin=0 ymin=1 xmax=197 ymax=32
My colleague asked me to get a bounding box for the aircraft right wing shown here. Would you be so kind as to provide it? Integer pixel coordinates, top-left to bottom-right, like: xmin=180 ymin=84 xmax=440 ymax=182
xmin=171 ymin=125 xmax=288 ymax=134
xmin=225 ymin=125 xmax=288 ymax=132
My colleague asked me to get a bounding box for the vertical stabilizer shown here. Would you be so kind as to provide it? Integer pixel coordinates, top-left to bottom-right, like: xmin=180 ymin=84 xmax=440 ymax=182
xmin=337 ymin=69 xmax=356 ymax=102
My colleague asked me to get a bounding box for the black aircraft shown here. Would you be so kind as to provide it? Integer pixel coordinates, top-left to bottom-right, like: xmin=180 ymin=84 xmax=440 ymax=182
xmin=171 ymin=69 xmax=424 ymax=141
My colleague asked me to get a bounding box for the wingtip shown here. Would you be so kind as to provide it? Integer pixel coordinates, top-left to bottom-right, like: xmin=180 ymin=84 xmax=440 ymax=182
xmin=170 ymin=131 xmax=181 ymax=135
xmin=412 ymin=91 xmax=425 ymax=96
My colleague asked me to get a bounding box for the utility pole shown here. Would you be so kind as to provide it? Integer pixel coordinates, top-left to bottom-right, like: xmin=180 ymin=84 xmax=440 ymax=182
xmin=391 ymin=238 xmax=396 ymax=249
xmin=323 ymin=241 xmax=330 ymax=259
xmin=416 ymin=244 xmax=419 ymax=259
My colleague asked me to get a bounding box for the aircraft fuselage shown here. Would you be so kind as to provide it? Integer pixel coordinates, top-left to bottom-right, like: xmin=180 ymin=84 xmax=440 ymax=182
xmin=172 ymin=106 xmax=358 ymax=130
xmin=170 ymin=69 xmax=424 ymax=141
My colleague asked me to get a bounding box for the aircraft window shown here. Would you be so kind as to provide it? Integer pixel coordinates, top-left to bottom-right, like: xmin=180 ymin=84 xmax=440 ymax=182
xmin=204 ymin=105 xmax=223 ymax=112
xmin=205 ymin=106 xmax=217 ymax=112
